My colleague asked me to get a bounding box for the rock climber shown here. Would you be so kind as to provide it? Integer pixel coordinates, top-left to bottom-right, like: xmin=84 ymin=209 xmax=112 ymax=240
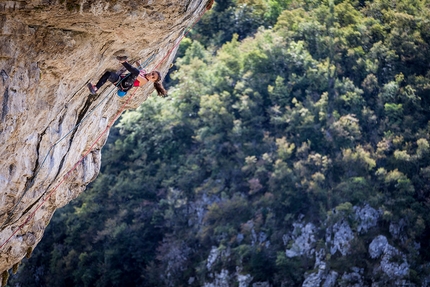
xmin=87 ymin=56 xmax=167 ymax=97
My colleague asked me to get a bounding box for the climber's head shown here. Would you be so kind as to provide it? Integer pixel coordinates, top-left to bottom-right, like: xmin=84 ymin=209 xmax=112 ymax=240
xmin=147 ymin=71 xmax=167 ymax=97
xmin=146 ymin=71 xmax=161 ymax=83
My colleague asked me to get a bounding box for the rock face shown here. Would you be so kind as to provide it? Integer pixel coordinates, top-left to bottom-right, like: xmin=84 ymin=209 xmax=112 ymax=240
xmin=278 ymin=204 xmax=415 ymax=286
xmin=369 ymin=235 xmax=409 ymax=278
xmin=285 ymin=222 xmax=316 ymax=258
xmin=0 ymin=0 xmax=208 ymax=273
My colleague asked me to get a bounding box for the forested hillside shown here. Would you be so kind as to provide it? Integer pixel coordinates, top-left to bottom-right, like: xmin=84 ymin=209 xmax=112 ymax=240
xmin=9 ymin=0 xmax=430 ymax=286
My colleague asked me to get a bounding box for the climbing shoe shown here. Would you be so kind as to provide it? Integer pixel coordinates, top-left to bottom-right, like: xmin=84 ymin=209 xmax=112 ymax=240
xmin=116 ymin=56 xmax=128 ymax=62
xmin=87 ymin=83 xmax=97 ymax=95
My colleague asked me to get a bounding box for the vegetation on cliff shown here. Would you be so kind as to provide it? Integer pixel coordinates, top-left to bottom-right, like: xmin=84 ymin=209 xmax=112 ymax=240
xmin=9 ymin=0 xmax=430 ymax=286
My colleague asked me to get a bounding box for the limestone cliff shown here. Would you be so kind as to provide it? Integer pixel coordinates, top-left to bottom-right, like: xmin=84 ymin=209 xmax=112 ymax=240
xmin=0 ymin=0 xmax=208 ymax=274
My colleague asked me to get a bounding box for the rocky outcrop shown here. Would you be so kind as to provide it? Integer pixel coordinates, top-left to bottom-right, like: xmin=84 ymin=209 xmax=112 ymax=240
xmin=281 ymin=204 xmax=414 ymax=286
xmin=354 ymin=204 xmax=381 ymax=233
xmin=328 ymin=220 xmax=354 ymax=256
xmin=0 ymin=0 xmax=209 ymax=274
xmin=285 ymin=222 xmax=316 ymax=258
xmin=196 ymin=201 xmax=416 ymax=286
xmin=340 ymin=267 xmax=364 ymax=287
xmin=369 ymin=235 xmax=409 ymax=278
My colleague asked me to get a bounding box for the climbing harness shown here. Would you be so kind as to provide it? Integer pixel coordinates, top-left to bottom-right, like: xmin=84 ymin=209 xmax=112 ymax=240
xmin=0 ymin=55 xmax=155 ymax=231
xmin=0 ymin=2 xmax=210 ymax=250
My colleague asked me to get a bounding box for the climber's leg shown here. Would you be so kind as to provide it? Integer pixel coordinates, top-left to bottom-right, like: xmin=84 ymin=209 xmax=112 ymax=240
xmin=95 ymin=71 xmax=120 ymax=89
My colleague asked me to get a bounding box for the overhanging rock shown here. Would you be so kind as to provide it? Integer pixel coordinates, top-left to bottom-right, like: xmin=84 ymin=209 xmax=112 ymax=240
xmin=0 ymin=0 xmax=208 ymax=274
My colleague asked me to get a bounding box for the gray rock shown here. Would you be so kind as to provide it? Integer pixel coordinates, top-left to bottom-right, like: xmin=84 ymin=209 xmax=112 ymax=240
xmin=237 ymin=233 xmax=244 ymax=244
xmin=302 ymin=270 xmax=323 ymax=287
xmin=302 ymin=262 xmax=326 ymax=287
xmin=369 ymin=235 xmax=409 ymax=278
xmin=258 ymin=231 xmax=268 ymax=244
xmin=354 ymin=204 xmax=381 ymax=233
xmin=380 ymin=244 xmax=409 ymax=277
xmin=314 ymin=248 xmax=326 ymax=268
xmin=285 ymin=222 xmax=316 ymax=258
xmin=341 ymin=267 xmax=364 ymax=287
xmin=389 ymin=219 xmax=406 ymax=241
xmin=369 ymin=235 xmax=388 ymax=259
xmin=204 ymin=269 xmax=230 ymax=287
xmin=322 ymin=271 xmax=338 ymax=287
xmin=282 ymin=234 xmax=290 ymax=246
xmin=330 ymin=220 xmax=354 ymax=255
xmin=207 ymin=246 xmax=219 ymax=271
xmin=237 ymin=274 xmax=253 ymax=287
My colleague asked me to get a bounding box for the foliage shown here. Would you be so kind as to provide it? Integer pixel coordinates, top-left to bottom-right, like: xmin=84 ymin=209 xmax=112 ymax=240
xmin=10 ymin=0 xmax=430 ymax=286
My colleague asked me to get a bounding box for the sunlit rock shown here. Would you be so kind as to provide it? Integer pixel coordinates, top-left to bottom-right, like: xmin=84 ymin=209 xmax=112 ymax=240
xmin=0 ymin=0 xmax=209 ymax=273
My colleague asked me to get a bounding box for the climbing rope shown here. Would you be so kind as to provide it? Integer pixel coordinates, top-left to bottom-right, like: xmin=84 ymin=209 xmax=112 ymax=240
xmin=0 ymin=54 xmax=156 ymax=231
xmin=0 ymin=3 xmax=210 ymax=250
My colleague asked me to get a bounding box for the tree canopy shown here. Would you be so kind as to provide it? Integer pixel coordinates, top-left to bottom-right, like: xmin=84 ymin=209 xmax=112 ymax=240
xmin=9 ymin=0 xmax=430 ymax=286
